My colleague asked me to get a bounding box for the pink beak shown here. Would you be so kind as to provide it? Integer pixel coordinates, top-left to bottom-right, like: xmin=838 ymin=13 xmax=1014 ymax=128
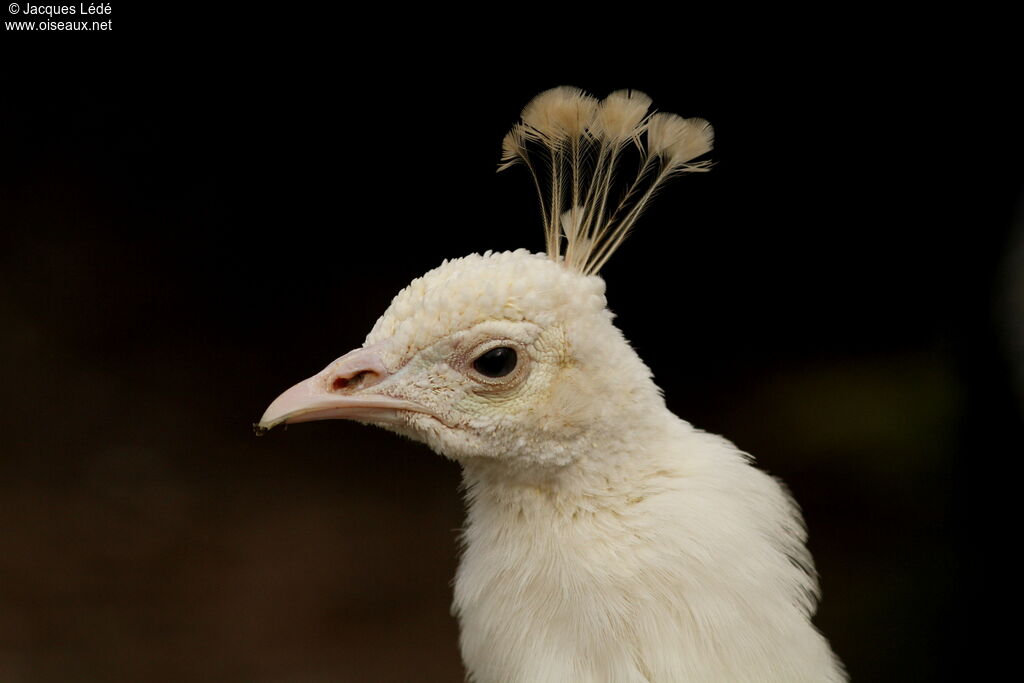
xmin=256 ymin=344 xmax=428 ymax=433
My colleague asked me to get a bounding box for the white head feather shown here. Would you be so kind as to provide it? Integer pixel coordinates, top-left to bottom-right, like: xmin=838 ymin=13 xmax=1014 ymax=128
xmin=356 ymin=249 xmax=655 ymax=469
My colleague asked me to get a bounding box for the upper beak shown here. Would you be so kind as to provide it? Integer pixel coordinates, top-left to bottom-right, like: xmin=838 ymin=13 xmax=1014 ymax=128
xmin=256 ymin=344 xmax=428 ymax=434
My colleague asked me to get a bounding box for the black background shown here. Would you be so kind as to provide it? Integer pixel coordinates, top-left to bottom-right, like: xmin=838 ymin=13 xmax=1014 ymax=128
xmin=2 ymin=14 xmax=1021 ymax=683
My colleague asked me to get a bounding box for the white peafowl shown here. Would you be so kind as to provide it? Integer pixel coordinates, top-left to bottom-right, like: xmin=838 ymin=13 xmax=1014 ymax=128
xmin=258 ymin=87 xmax=846 ymax=682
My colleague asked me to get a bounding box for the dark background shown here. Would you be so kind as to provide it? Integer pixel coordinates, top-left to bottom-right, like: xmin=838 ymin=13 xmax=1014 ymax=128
xmin=1 ymin=20 xmax=1021 ymax=683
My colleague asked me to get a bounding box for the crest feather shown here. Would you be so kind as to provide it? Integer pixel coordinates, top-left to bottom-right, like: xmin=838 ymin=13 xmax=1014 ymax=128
xmin=499 ymin=87 xmax=713 ymax=275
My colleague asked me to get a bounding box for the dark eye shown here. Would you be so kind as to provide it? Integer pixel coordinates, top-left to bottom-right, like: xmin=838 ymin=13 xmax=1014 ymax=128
xmin=472 ymin=347 xmax=518 ymax=378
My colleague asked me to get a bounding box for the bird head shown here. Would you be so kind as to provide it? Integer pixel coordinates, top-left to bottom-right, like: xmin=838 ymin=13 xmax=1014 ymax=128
xmin=258 ymin=249 xmax=661 ymax=468
xmin=258 ymin=87 xmax=712 ymax=470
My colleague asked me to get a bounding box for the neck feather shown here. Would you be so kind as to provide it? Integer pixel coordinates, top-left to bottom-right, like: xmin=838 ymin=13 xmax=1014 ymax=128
xmin=459 ymin=403 xmax=686 ymax=513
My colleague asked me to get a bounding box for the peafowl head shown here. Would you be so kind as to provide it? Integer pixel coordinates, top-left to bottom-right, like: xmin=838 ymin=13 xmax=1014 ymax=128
xmin=257 ymin=87 xmax=713 ymax=468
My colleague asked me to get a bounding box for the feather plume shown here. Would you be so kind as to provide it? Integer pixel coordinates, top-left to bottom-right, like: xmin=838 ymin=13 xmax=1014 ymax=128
xmin=591 ymin=89 xmax=652 ymax=144
xmin=499 ymin=86 xmax=713 ymax=275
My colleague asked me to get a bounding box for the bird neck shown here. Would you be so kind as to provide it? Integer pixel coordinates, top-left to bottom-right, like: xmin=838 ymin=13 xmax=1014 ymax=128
xmin=459 ymin=403 xmax=683 ymax=514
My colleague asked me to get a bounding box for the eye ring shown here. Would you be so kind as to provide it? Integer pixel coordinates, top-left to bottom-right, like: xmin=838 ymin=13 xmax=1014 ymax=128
xmin=461 ymin=339 xmax=530 ymax=391
xmin=472 ymin=346 xmax=517 ymax=378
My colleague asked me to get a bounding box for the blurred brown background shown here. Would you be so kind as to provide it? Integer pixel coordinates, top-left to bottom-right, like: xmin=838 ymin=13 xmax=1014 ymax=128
xmin=1 ymin=25 xmax=1021 ymax=683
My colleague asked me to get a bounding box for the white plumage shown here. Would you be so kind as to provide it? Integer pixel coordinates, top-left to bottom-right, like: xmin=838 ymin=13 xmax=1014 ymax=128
xmin=259 ymin=87 xmax=846 ymax=682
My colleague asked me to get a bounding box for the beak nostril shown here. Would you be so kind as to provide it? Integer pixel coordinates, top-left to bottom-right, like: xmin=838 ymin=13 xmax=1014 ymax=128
xmin=331 ymin=370 xmax=377 ymax=392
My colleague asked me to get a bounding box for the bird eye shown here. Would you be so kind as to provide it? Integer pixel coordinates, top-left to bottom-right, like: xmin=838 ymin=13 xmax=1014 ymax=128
xmin=472 ymin=347 xmax=517 ymax=378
